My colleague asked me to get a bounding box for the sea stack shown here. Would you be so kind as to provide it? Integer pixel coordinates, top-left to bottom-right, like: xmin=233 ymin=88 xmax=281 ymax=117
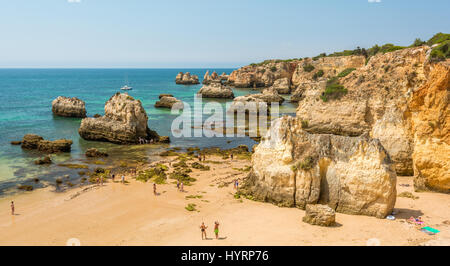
xmin=52 ymin=96 xmax=87 ymax=118
xmin=78 ymin=92 xmax=167 ymax=144
xmin=197 ymin=82 xmax=235 ymax=99
xmin=21 ymin=134 xmax=73 ymax=153
xmin=175 ymin=72 xmax=200 ymax=85
xmin=155 ymin=95 xmax=184 ymax=109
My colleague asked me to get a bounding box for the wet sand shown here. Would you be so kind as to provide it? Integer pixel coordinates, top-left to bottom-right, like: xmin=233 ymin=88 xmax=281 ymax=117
xmin=0 ymin=155 xmax=449 ymax=246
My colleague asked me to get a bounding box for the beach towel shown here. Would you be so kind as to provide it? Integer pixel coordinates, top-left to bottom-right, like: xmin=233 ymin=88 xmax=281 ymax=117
xmin=421 ymin=227 xmax=440 ymax=234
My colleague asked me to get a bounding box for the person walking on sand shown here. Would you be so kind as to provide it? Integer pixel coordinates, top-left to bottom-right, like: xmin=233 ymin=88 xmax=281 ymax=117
xmin=203 ymin=154 xmax=206 ymax=162
xmin=180 ymin=182 xmax=184 ymax=192
xmin=112 ymin=174 xmax=115 ymax=182
xmin=176 ymin=180 xmax=180 ymax=191
xmin=121 ymin=175 xmax=125 ymax=184
xmin=235 ymin=179 xmax=239 ymax=190
xmin=153 ymin=183 xmax=157 ymax=196
xmin=11 ymin=201 xmax=14 ymax=216
xmin=230 ymin=153 xmax=234 ymax=160
xmin=200 ymin=222 xmax=208 ymax=240
xmin=214 ymin=221 xmax=220 ymax=239
xmin=233 ymin=179 xmax=237 ymax=190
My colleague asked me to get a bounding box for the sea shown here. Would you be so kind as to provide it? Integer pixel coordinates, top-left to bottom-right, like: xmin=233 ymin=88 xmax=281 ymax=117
xmin=0 ymin=69 xmax=297 ymax=195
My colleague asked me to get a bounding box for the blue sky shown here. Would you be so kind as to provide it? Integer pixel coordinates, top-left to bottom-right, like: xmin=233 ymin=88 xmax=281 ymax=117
xmin=0 ymin=0 xmax=448 ymax=68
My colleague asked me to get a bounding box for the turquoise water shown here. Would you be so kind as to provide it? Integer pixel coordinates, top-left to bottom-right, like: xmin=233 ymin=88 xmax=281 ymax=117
xmin=0 ymin=69 xmax=297 ymax=194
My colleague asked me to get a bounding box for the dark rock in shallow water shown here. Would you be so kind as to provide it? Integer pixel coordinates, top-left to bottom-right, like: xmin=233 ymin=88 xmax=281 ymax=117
xmin=37 ymin=139 xmax=73 ymax=153
xmin=35 ymin=155 xmax=52 ymax=165
xmin=93 ymin=114 xmax=102 ymax=118
xmin=158 ymin=136 xmax=171 ymax=144
xmin=85 ymin=148 xmax=109 ymax=158
xmin=78 ymin=93 xmax=163 ymax=145
xmin=21 ymin=134 xmax=44 ymax=150
xmin=10 ymin=141 xmax=22 ymax=145
xmin=52 ymin=96 xmax=86 ymax=118
xmin=20 ymin=134 xmax=72 ymax=153
xmin=17 ymin=185 xmax=34 ymax=191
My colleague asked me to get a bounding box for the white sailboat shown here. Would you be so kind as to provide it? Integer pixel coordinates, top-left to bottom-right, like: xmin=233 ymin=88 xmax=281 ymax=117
xmin=121 ymin=74 xmax=133 ymax=91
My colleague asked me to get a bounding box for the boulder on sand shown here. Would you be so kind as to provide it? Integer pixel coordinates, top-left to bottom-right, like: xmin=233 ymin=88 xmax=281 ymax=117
xmin=52 ymin=96 xmax=86 ymax=118
xmin=302 ymin=204 xmax=336 ymax=227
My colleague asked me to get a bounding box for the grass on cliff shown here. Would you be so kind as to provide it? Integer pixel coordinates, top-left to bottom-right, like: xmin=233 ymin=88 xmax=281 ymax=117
xmin=312 ymin=69 xmax=324 ymax=80
xmin=430 ymin=40 xmax=450 ymax=62
xmin=303 ymin=64 xmax=315 ymax=73
xmin=320 ymin=77 xmax=348 ymax=102
xmin=337 ymin=68 xmax=356 ymax=78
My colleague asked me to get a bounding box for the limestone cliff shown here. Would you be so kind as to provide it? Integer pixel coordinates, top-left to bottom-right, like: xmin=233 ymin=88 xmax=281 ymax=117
xmin=409 ymin=61 xmax=450 ymax=193
xmin=296 ymin=46 xmax=432 ymax=176
xmin=79 ymin=93 xmax=162 ymax=144
xmin=241 ymin=116 xmax=397 ymax=218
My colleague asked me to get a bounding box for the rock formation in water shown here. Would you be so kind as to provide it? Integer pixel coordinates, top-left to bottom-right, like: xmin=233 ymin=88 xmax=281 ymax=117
xmin=155 ymin=95 xmax=184 ymax=109
xmin=203 ymin=71 xmax=227 ymax=85
xmin=85 ymin=148 xmax=109 ymax=158
xmin=35 ymin=155 xmax=52 ymax=165
xmin=52 ymin=96 xmax=87 ymax=118
xmin=241 ymin=116 xmax=397 ymax=218
xmin=78 ymin=92 xmax=168 ymax=144
xmin=228 ymin=61 xmax=298 ymax=88
xmin=21 ymin=134 xmax=72 ymax=153
xmin=175 ymin=72 xmax=200 ymax=85
xmin=197 ymin=82 xmax=235 ymax=99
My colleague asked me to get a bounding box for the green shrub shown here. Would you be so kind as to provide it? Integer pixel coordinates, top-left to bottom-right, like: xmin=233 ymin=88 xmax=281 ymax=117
xmin=185 ymin=204 xmax=197 ymax=212
xmin=412 ymin=38 xmax=426 ymax=47
xmin=303 ymin=64 xmax=315 ymax=72
xmin=312 ymin=53 xmax=326 ymax=61
xmin=191 ymin=162 xmax=210 ymax=171
xmin=313 ymin=69 xmax=324 ymax=80
xmin=136 ymin=164 xmax=168 ymax=184
xmin=430 ymin=40 xmax=450 ymax=62
xmin=427 ymin=32 xmax=450 ymax=46
xmin=270 ymin=66 xmax=277 ymax=72
xmin=337 ymin=68 xmax=356 ymax=78
xmin=320 ymin=77 xmax=348 ymax=102
xmin=291 ymin=156 xmax=315 ymax=171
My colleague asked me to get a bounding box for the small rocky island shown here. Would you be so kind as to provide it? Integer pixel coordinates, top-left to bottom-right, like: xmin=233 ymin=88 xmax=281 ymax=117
xmin=155 ymin=95 xmax=184 ymax=109
xmin=19 ymin=134 xmax=73 ymax=153
xmin=175 ymin=72 xmax=200 ymax=85
xmin=203 ymin=71 xmax=229 ymax=85
xmin=197 ymin=82 xmax=235 ymax=99
xmin=52 ymin=96 xmax=87 ymax=118
xmin=78 ymin=92 xmax=169 ymax=144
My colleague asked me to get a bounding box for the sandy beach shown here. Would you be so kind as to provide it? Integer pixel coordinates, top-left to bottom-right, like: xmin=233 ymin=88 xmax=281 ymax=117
xmin=0 ymin=153 xmax=449 ymax=246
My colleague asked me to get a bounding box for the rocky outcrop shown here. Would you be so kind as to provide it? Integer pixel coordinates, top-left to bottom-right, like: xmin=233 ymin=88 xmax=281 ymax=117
xmin=302 ymin=204 xmax=336 ymax=226
xmin=228 ymin=88 xmax=285 ymax=114
xmin=35 ymin=155 xmax=52 ymax=165
xmin=21 ymin=134 xmax=72 ymax=153
xmin=291 ymin=81 xmax=326 ymax=102
xmin=228 ymin=61 xmax=298 ymax=88
xmin=85 ymin=148 xmax=109 ymax=158
xmin=203 ymin=71 xmax=224 ymax=85
xmin=296 ymin=47 xmax=433 ymax=176
xmin=291 ymin=56 xmax=366 ymax=88
xmin=241 ymin=116 xmax=397 ymax=218
xmin=271 ymin=78 xmax=291 ymax=94
xmin=197 ymin=83 xmax=235 ymax=99
xmin=175 ymin=72 xmax=200 ymax=85
xmin=79 ymin=93 xmax=165 ymax=144
xmin=52 ymin=96 xmax=86 ymax=118
xmin=155 ymin=96 xmax=184 ymax=109
xmin=409 ymin=61 xmax=450 ymax=193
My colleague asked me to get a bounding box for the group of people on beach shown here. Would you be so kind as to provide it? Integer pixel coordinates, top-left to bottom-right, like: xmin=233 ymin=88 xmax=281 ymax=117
xmin=138 ymin=137 xmax=154 ymax=145
xmin=200 ymin=221 xmax=221 ymax=240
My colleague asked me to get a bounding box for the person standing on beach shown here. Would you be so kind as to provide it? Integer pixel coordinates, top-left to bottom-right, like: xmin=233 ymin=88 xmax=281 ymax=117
xmin=180 ymin=182 xmax=184 ymax=192
xmin=153 ymin=183 xmax=157 ymax=196
xmin=176 ymin=181 xmax=180 ymax=191
xmin=121 ymin=175 xmax=125 ymax=184
xmin=112 ymin=174 xmax=115 ymax=182
xmin=200 ymin=222 xmax=208 ymax=240
xmin=11 ymin=201 xmax=14 ymax=216
xmin=235 ymin=179 xmax=239 ymax=190
xmin=203 ymin=154 xmax=206 ymax=162
xmin=214 ymin=221 xmax=220 ymax=239
xmin=230 ymin=153 xmax=234 ymax=160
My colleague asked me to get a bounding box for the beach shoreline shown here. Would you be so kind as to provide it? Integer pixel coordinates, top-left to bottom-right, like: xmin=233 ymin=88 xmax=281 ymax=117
xmin=1 ymin=151 xmax=449 ymax=246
